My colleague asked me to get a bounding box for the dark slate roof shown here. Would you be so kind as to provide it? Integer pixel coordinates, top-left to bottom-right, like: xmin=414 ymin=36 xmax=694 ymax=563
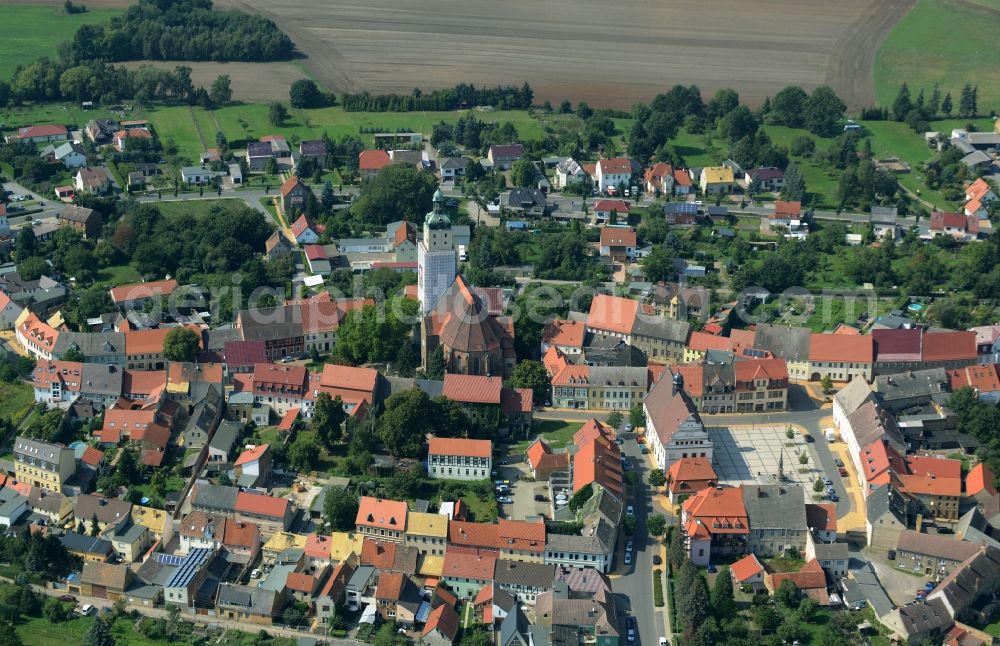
xmin=494 ymin=560 xmax=555 ymax=589
xmin=741 ymin=485 xmax=807 ymax=531
xmin=752 ymin=324 xmax=811 ymax=362
xmin=63 ymin=532 xmax=113 ymax=556
xmin=192 ymin=483 xmax=239 ymax=512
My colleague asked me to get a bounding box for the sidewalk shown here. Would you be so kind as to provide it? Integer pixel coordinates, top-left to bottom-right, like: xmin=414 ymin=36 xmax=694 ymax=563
xmin=829 ymin=440 xmax=867 ymax=531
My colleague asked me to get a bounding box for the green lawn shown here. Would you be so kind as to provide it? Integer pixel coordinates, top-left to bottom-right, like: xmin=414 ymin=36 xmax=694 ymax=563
xmin=18 ymin=615 xmax=167 ymax=646
xmin=93 ymin=263 xmax=141 ymax=290
xmin=0 ymin=381 xmax=34 ymax=422
xmin=511 ymin=420 xmax=584 ymax=453
xmin=671 ymin=128 xmax=721 ymax=168
xmin=875 ymin=0 xmax=1000 ymax=112
xmin=153 ymin=198 xmax=248 ymax=219
xmin=0 ymin=5 xmax=123 ymax=80
xmin=144 ymin=105 xmax=206 ymax=162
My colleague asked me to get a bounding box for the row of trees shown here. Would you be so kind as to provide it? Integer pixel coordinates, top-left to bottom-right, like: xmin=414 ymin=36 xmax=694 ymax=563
xmin=891 ymin=82 xmax=979 ymax=130
xmin=341 ymin=82 xmax=534 ymax=112
xmin=430 ymin=113 xmax=520 ymax=156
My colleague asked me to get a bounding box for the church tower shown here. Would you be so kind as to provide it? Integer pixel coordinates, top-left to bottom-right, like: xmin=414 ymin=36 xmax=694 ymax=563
xmin=417 ymin=189 xmax=457 ymax=314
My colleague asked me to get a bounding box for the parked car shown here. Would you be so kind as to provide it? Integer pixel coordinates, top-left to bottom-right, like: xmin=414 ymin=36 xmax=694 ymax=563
xmin=624 ymin=552 xmax=632 ymax=566
xmin=653 ymin=555 xmax=662 ymax=565
xmin=625 ymin=541 xmax=633 ymax=553
xmin=627 ymin=628 xmax=636 ymax=643
xmin=822 ymin=477 xmax=833 ymax=486
xmin=706 ymin=563 xmax=716 ymax=573
xmin=829 ymin=493 xmax=839 ymax=502
xmin=838 ymin=467 xmax=848 ymax=477
xmin=445 ymin=198 xmax=459 ymax=208
xmin=834 ymin=457 xmax=844 ymax=467
xmin=888 ymin=550 xmax=896 ymax=560
xmin=616 ymin=437 xmax=624 ymax=445
xmin=804 ymin=434 xmax=814 ymax=443
xmin=79 ymin=604 xmax=97 ymax=616
xmin=498 ymin=496 xmax=512 ymax=504
xmin=59 ymin=595 xmax=76 ymax=603
xmin=534 ymin=494 xmax=548 ymax=502
xmin=626 ymin=505 xmax=635 ymax=516
xmin=641 ymin=447 xmax=649 ymax=455
xmin=625 ymin=423 xmax=633 ymax=431
xmin=659 ymin=638 xmax=669 ymax=646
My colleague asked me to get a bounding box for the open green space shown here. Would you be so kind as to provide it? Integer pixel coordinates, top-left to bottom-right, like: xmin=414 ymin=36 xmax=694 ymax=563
xmin=0 ymin=381 xmax=34 ymax=422
xmin=152 ymin=198 xmax=248 ymax=219
xmin=0 ymin=5 xmax=123 ymax=81
xmin=92 ymin=264 xmax=141 ymax=291
xmin=511 ymin=420 xmax=583 ymax=453
xmin=144 ymin=105 xmax=205 ymax=162
xmin=875 ymin=0 xmax=1000 ymax=112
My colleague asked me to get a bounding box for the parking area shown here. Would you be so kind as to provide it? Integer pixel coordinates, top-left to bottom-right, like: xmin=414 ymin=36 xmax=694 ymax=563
xmin=494 ymin=464 xmax=551 ymax=520
xmin=709 ymin=425 xmax=821 ymax=488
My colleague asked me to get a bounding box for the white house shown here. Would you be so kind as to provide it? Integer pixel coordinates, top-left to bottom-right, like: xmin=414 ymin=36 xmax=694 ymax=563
xmin=45 ymin=142 xmax=88 ymax=169
xmin=595 ymin=157 xmax=633 ymax=193
xmin=644 ymin=371 xmax=711 ymax=472
xmin=0 ymin=488 xmax=28 ymax=528
xmin=0 ymin=292 xmax=23 ymax=330
xmin=426 ymin=437 xmax=492 ymax=481
xmin=554 ymin=159 xmax=587 ymax=189
xmin=181 ymin=166 xmax=215 ymax=185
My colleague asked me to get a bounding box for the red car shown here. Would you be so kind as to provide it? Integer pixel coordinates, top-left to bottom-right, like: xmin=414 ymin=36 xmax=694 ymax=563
xmin=635 ymin=436 xmax=645 ymax=444
xmin=59 ymin=595 xmax=76 ymax=602
xmin=839 ymin=467 xmax=849 ymax=477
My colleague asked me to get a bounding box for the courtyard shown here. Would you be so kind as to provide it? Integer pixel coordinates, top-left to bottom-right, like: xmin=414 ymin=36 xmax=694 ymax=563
xmin=708 ymin=424 xmax=821 ymax=488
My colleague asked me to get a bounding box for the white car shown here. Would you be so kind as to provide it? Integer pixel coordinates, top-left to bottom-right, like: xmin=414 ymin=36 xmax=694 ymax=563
xmin=626 ymin=505 xmax=635 ymax=516
xmin=251 ymin=569 xmax=262 ymax=579
xmin=624 ymin=552 xmax=632 ymax=566
xmin=627 ymin=628 xmax=636 ymax=642
xmin=659 ymin=638 xmax=669 ymax=646
xmin=625 ymin=541 xmax=633 ymax=552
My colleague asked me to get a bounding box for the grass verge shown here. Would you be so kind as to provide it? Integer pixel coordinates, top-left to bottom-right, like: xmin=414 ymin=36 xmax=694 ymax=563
xmin=653 ymin=568 xmax=664 ymax=607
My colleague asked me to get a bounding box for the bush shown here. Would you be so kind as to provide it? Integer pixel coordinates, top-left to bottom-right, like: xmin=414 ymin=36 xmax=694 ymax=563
xmin=653 ymin=569 xmax=664 ymax=607
xmin=790 ymin=136 xmax=815 ymax=157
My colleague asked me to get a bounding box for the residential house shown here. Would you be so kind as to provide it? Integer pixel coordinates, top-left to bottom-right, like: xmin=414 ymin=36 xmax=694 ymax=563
xmin=598 ymin=227 xmax=636 ymax=261
xmin=874 ymin=368 xmax=949 ymax=412
xmin=730 ymin=553 xmax=766 ymax=591
xmin=592 ymin=199 xmax=629 ymax=224
xmin=75 ymin=167 xmax=111 ymax=195
xmin=264 ymin=230 xmax=293 ymax=260
xmin=680 ymin=486 xmax=748 ymax=566
xmin=27 ymin=487 xmax=73 ymax=527
xmin=554 ymin=159 xmax=587 ymax=189
xmin=422 ymin=603 xmax=460 ymax=646
xmin=665 ymin=457 xmax=717 ymax=505
xmin=443 ymin=551 xmax=497 ymax=598
xmin=768 ymin=200 xmax=801 ymax=229
xmin=375 ymin=573 xmax=423 ymax=627
xmin=85 ymin=119 xmax=119 ymax=145
xmin=742 ymin=485 xmax=808 ymax=557
xmin=947 ymin=364 xmax=1000 ymax=405
xmin=871 ymin=206 xmax=900 ymax=239
xmin=359 ymin=150 xmax=391 ymax=179
xmin=180 ymin=166 xmax=214 ymax=185
xmin=289 ymin=214 xmax=320 ymax=245
xmin=13 ymin=436 xmax=75 ymax=494
xmin=57 ymin=205 xmax=102 ymax=238
xmin=494 ymin=559 xmax=554 ymax=604
xmin=926 ymin=211 xmax=980 ymax=242
xmin=0 ymin=292 xmax=22 ymax=331
xmin=744 ymin=167 xmax=784 ymax=192
xmin=113 ymin=129 xmax=152 ymax=152
xmin=927 ymin=545 xmax=1000 ymax=624
xmin=808 ymin=332 xmax=874 ymax=383
xmin=314 ymin=560 xmax=354 ymax=624
xmin=895 ymin=530 xmax=980 ymax=579
xmin=595 ymin=157 xmax=633 ymax=193
xmin=964 ymin=177 xmax=997 ymax=219
xmin=245 ymin=142 xmax=275 ymax=172
xmin=534 ymin=586 xmax=620 ymax=646
xmin=644 ymin=162 xmax=675 ymax=195
xmin=279 ymin=175 xmax=312 ymax=213
xmin=805 ymin=503 xmax=838 ymax=543
xmin=15 ymin=311 xmax=60 ymax=360
xmin=541 ymin=320 xmax=586 ymax=357
xmin=525 ymin=438 xmax=570 ymax=481
xmin=234 ymin=443 xmax=271 ymax=488
xmin=106 ymin=520 xmax=151 ymax=563
xmin=299 ymin=140 xmax=327 ymax=164
xmin=42 ymin=142 xmax=87 ymax=169
xmin=438 ymin=156 xmax=470 ymax=182
xmin=488 ymin=144 xmax=524 ymax=170
xmin=14 ymin=124 xmax=68 ymax=144
xmin=0 ymin=488 xmax=27 ymax=527
xmin=763 ymin=559 xmax=829 ymax=605
xmin=503 ymin=188 xmax=547 ymax=216
xmin=643 ymin=371 xmax=711 ymax=472
xmin=805 ymin=536 xmax=849 ymax=578
xmin=78 ymin=561 xmax=133 ymax=600
xmin=356 ymin=496 xmax=407 ymax=543
xmin=427 ymin=437 xmax=493 ymax=481
xmin=216 ymin=584 xmax=283 ymax=626
xmin=497 ymin=519 xmax=546 ymax=563
xmin=61 ymin=531 xmax=114 ymax=562
xmin=234 ymin=491 xmax=293 ymax=537
xmin=700 ymin=166 xmax=735 ymax=194
xmin=882 ymin=597 xmax=953 ymax=644
xmin=110 ymin=278 xmax=179 ymax=310
xmin=404 ymin=511 xmax=448 ymax=556
xmin=542 ymin=515 xmax=617 ymax=574
xmin=237 ymin=311 xmax=304 ymax=360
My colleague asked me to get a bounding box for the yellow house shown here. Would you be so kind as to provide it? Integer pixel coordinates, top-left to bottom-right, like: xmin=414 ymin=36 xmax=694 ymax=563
xmin=404 ymin=512 xmax=448 ymax=556
xmin=699 ymin=166 xmax=735 ymax=195
xmin=328 ymin=531 xmax=365 ymax=563
xmin=14 ymin=436 xmax=75 ymax=494
xmin=131 ymin=505 xmax=170 ymax=540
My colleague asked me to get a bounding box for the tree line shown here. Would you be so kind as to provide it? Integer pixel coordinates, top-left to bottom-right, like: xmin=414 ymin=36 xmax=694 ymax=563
xmin=341 ymin=82 xmax=534 ymax=112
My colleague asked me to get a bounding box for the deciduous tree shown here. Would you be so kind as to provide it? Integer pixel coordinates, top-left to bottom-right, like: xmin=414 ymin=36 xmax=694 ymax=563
xmin=163 ymin=327 xmax=200 ymax=362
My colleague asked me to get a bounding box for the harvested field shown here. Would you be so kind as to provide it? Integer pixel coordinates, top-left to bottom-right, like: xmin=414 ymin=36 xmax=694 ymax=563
xmin=119 ymin=61 xmax=310 ymax=102
xmin=220 ymin=0 xmax=912 ymax=110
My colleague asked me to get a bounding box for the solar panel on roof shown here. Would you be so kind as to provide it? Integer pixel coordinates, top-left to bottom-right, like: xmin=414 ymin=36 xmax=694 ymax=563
xmin=155 ymin=552 xmax=185 ymax=566
xmin=742 ymin=348 xmax=767 ymax=359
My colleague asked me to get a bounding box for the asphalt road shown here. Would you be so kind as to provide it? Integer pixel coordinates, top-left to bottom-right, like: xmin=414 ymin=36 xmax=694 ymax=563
xmin=613 ymin=425 xmax=672 ymax=646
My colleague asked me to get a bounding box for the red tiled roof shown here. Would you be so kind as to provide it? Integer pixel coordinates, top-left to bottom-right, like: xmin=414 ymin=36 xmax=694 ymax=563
xmin=234 ymin=492 xmax=289 ymax=518
xmin=277 ymin=408 xmax=300 ymax=431
xmin=113 ymin=129 xmax=151 ymax=142
xmin=587 ymin=294 xmax=639 ymax=335
xmin=573 ymin=438 xmax=623 ymax=498
xmin=665 ymin=458 xmax=717 ymax=493
xmin=573 ymin=418 xmax=613 ymax=447
xmin=768 ymin=558 xmax=826 ymax=590
xmin=428 ymin=437 xmax=492 ymax=458
xmin=488 ymin=144 xmax=523 ymax=159
xmin=223 ymin=519 xmax=259 ymax=548
xmin=930 ymin=211 xmax=969 ymax=230
xmin=967 ymin=463 xmax=997 ymax=497
xmin=252 ymin=363 xmax=307 ymax=389
xmin=772 ymin=200 xmax=801 ymax=218
xmin=597 ymin=157 xmax=632 ymax=175
xmin=290 ymin=214 xmax=314 ymax=238
xmin=600 ymin=227 xmax=637 ymax=247
xmin=141 ymin=450 xmax=165 ymax=466
xmin=126 ymin=326 xmax=201 ymax=356
xmin=80 ymin=446 xmax=104 ymax=467
xmin=681 ymin=486 xmax=748 ymax=537
xmin=500 ymin=387 xmax=533 ymax=415
xmin=422 ymin=603 xmax=460 ymax=641
xmin=304 ymin=532 xmax=331 ymax=559
xmin=860 ymin=439 xmax=905 ymax=485
xmin=19 ymin=124 xmax=68 ymax=138
xmin=320 ymin=363 xmax=378 ymax=394
xmin=235 ymin=444 xmax=269 ymax=467
xmin=304 ymin=245 xmax=326 ymax=260
xmin=442 ymin=374 xmax=503 ymax=404
xmin=359 ymin=150 xmax=390 ymax=171
xmin=593 ymin=199 xmax=630 ymax=213
xmin=809 ymin=333 xmax=873 ymax=363
xmin=442 ymin=551 xmax=496 ymax=581
xmin=375 ymin=571 xmax=405 ymax=599
xmin=551 ymin=364 xmax=589 ymax=387
xmin=542 ymin=320 xmax=586 ymax=349
xmin=687 ymin=331 xmax=729 ymax=352
xmin=905 ymin=455 xmax=962 ymax=480
xmin=673 ymin=169 xmax=692 ymax=186
xmin=805 ymin=503 xmax=837 ymax=532
xmin=360 ymin=538 xmax=398 ymax=570
xmin=645 ymin=162 xmax=673 ymax=182
xmin=730 ymin=553 xmax=765 ymax=582
xmin=122 ymin=370 xmax=168 ymax=397
xmin=896 ymin=474 xmax=962 ymax=497
xmin=356 ymin=496 xmax=407 ymax=531
xmin=448 ymin=520 xmax=501 ymax=550
xmin=224 ymin=340 xmax=268 ymax=367
xmin=280 ymin=175 xmax=306 ymax=198
xmin=734 ymin=358 xmax=788 ymax=384
xmin=285 ymin=571 xmax=316 ymax=593
xmin=922 ymin=331 xmax=977 ymax=362
xmin=110 ymin=279 xmax=178 ymax=304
